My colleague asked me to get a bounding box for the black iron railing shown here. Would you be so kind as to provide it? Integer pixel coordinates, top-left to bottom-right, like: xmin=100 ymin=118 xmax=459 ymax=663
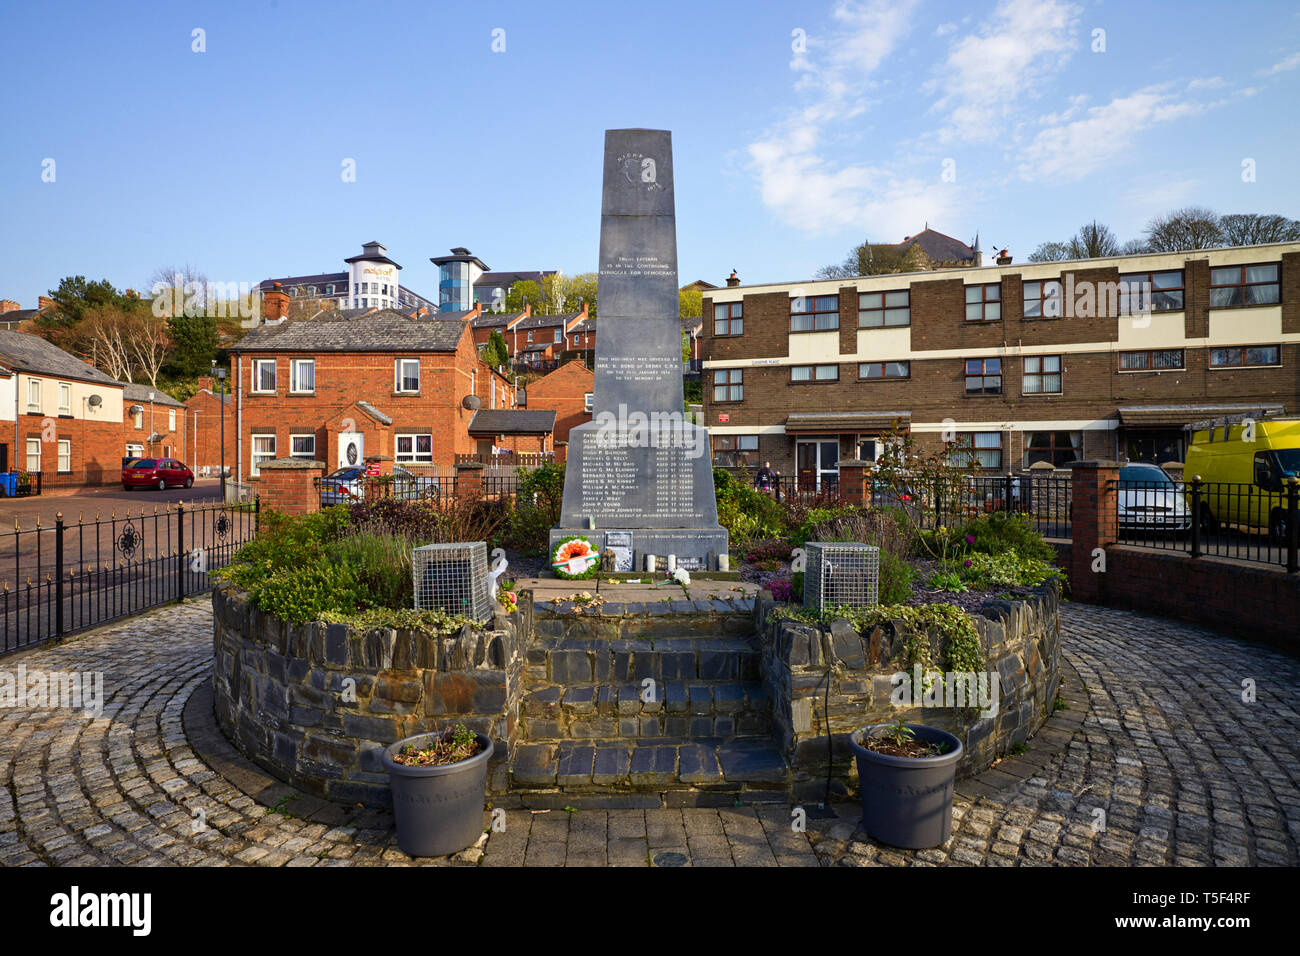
xmin=0 ymin=499 xmax=260 ymax=655
xmin=1118 ymin=477 xmax=1299 ymax=572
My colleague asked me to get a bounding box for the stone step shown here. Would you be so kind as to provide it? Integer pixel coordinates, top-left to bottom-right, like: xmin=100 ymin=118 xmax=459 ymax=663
xmin=532 ymin=597 xmax=757 ymax=641
xmin=520 ymin=680 xmax=773 ymax=740
xmin=507 ymin=738 xmax=789 ymax=797
xmin=526 ymin=635 xmax=762 ymax=685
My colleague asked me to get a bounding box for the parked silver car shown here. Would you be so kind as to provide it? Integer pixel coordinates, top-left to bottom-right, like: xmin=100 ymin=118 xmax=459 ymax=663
xmin=1116 ymin=463 xmax=1191 ymax=532
xmin=318 ymin=466 xmax=441 ymax=507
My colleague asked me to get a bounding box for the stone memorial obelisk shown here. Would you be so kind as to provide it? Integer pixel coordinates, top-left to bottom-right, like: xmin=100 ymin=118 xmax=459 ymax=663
xmin=550 ymin=129 xmax=727 ymax=570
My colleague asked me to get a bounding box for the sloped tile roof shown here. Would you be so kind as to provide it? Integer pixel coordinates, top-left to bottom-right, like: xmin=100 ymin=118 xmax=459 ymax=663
xmin=0 ymin=331 xmax=122 ymax=387
xmin=233 ymin=309 xmax=469 ymax=353
xmin=467 ymin=409 xmax=556 ymax=435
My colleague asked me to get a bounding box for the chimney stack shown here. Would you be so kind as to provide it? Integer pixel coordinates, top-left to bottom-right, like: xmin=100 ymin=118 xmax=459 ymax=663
xmin=726 ymin=270 xmax=740 ymax=288
xmin=37 ymin=296 xmax=55 ymax=310
xmin=0 ymin=300 xmax=19 ymax=314
xmin=197 ymin=376 xmax=214 ymax=392
xmin=996 ymin=249 xmax=1012 ymax=266
xmin=263 ymin=282 xmax=290 ymax=321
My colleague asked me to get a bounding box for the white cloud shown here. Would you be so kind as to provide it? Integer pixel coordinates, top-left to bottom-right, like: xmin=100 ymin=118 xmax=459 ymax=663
xmin=1017 ymin=85 xmax=1206 ymax=182
xmin=1265 ymin=51 xmax=1300 ymax=74
xmin=1187 ymin=76 xmax=1225 ymax=90
xmin=928 ymin=0 xmax=1082 ymax=143
xmin=748 ymin=0 xmax=929 ymax=235
xmin=1122 ymin=177 xmax=1203 ymax=209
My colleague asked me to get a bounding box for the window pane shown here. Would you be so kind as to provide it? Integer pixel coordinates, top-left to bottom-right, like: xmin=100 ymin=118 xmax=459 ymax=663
xmin=985 ymin=301 xmax=1001 ymax=320
xmin=713 ymin=386 xmax=727 ymax=401
xmin=1024 ymin=356 xmax=1040 ymax=373
xmin=1152 ymin=271 xmax=1182 ymax=289
xmin=815 ymin=295 xmax=838 ymax=311
xmin=1210 ymin=287 xmax=1241 ymax=307
xmin=860 ymin=363 xmax=879 ymax=378
xmin=1043 ymin=355 xmax=1060 ymax=372
xmin=815 ymin=365 xmax=837 ymax=380
xmin=1211 ymin=267 xmax=1240 ymax=285
xmin=1024 ymin=282 xmax=1040 ymax=299
xmin=1024 ymin=374 xmax=1041 ymax=393
xmin=1024 ymin=299 xmax=1042 ymax=317
xmin=883 ymin=308 xmax=910 ymax=325
xmin=1246 ymin=284 xmax=1279 ymax=305
xmin=1246 ymin=347 xmax=1278 ymax=365
xmin=791 ymin=314 xmax=813 ymax=331
xmin=965 ymin=303 xmax=983 ymax=320
xmin=791 ymin=367 xmax=811 ymax=381
xmin=1044 ymin=373 xmax=1061 ymax=392
xmin=965 ymin=286 xmax=982 ymax=303
xmin=1210 ymin=349 xmax=1237 ymax=367
xmin=1119 ymin=352 xmax=1145 ymax=370
xmin=986 ymin=358 xmax=1001 ymax=373
xmin=1152 ymin=290 xmax=1183 ymax=310
xmin=965 ymin=359 xmax=982 ymax=374
xmin=732 ymin=319 xmax=742 ymax=335
xmin=729 ymin=384 xmax=743 ymax=401
xmin=1245 ymin=264 xmax=1278 ymax=283
xmin=859 ymin=311 xmax=881 ymax=327
xmin=974 ymin=433 xmax=1000 ymax=448
xmin=814 ymin=312 xmax=838 ymax=330
xmin=738 ymin=435 xmax=759 ymax=450
xmin=884 ymin=291 xmax=908 ymax=307
xmin=887 ymin=362 xmax=909 ymax=378
xmin=985 ymin=285 xmax=1000 ymax=301
xmin=859 ymin=292 xmax=882 ymax=308
xmin=715 ymin=320 xmax=728 ymax=335
xmin=986 ymin=376 xmax=1001 ymax=392
xmin=1154 ymin=350 xmax=1183 ymax=369
xmin=714 ymin=303 xmax=728 ymax=320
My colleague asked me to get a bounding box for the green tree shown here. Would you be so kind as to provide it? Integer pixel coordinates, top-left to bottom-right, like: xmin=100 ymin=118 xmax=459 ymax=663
xmin=480 ymin=329 xmax=508 ymax=367
xmin=564 ymin=272 xmax=598 ymax=316
xmin=679 ymin=288 xmax=702 ymax=318
xmin=165 ymin=315 xmax=219 ymax=377
xmin=505 ymin=279 xmax=544 ymax=313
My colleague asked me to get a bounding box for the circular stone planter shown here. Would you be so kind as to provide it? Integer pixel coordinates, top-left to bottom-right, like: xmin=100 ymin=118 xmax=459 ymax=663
xmin=849 ymin=723 xmax=963 ymax=849
xmin=383 ymin=731 xmax=494 ymax=857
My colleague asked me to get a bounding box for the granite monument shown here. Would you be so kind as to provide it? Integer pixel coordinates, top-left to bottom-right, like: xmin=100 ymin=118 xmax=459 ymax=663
xmin=550 ymin=129 xmax=728 ymax=570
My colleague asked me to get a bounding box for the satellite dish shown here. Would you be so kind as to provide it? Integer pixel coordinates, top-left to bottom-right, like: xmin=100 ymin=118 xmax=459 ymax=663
xmin=129 ymin=404 xmax=144 ymax=415
xmin=462 ymin=395 xmax=482 ymax=410
xmin=87 ymin=394 xmax=102 ymax=407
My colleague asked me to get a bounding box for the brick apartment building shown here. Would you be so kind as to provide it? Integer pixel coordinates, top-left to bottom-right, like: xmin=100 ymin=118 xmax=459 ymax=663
xmin=231 ymin=307 xmax=536 ymax=482
xmin=509 ymin=308 xmax=588 ymax=366
xmin=702 ymin=242 xmax=1300 ymax=488
xmin=523 ymin=360 xmax=593 ymax=446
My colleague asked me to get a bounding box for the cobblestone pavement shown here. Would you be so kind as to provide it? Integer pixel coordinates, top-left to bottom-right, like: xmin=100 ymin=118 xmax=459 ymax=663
xmin=0 ymin=600 xmax=1296 ymax=866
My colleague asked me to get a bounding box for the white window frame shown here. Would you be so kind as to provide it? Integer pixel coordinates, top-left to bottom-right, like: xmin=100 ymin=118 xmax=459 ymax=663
xmin=584 ymin=392 xmax=594 ymax=413
xmin=25 ymin=438 xmax=40 ymax=473
xmin=252 ymin=359 xmax=276 ymax=393
xmin=290 ymin=358 xmax=315 ymax=394
xmin=126 ymin=443 xmax=144 ymax=460
xmin=58 ymin=382 xmax=72 ymax=415
xmin=133 ymin=408 xmax=143 ymax=430
xmin=57 ymin=439 xmax=71 ymax=474
xmin=395 ymin=433 xmax=433 ymax=463
xmin=168 ymin=408 xmax=177 ymax=432
xmin=27 ymin=379 xmax=40 ymax=413
xmin=251 ymin=433 xmax=276 ymax=476
xmin=290 ymin=433 xmax=316 ymax=459
xmin=395 ymin=358 xmax=420 ymax=393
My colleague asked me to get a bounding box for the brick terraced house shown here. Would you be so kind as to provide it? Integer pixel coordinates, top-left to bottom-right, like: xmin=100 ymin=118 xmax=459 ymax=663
xmin=0 ymin=330 xmax=127 ymax=486
xmin=231 ymin=308 xmax=528 ymax=483
xmin=702 ymin=242 xmax=1300 ymax=488
xmin=121 ymin=383 xmax=187 ymax=465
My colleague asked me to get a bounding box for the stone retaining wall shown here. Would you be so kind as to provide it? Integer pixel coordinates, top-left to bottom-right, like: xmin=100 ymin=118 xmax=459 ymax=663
xmin=211 ymin=586 xmax=525 ymax=806
xmin=757 ymin=581 xmax=1062 ymax=802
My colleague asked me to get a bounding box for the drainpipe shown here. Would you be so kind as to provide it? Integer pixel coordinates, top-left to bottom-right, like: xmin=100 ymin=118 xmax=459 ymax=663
xmin=235 ymin=355 xmax=242 ymax=488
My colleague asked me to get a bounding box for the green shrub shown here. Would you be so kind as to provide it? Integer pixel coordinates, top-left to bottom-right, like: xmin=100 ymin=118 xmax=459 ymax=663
xmin=714 ymin=468 xmax=786 ymax=542
xmin=253 ymin=562 xmax=364 ymax=624
xmin=928 ymin=569 xmax=969 ymax=593
xmin=325 ymin=533 xmax=413 ymax=609
xmin=878 ymin=549 xmax=915 ymax=604
xmin=504 ymin=463 xmax=566 ymax=553
xmin=958 ymin=551 xmax=1062 ymax=589
xmin=791 ymin=570 xmax=804 ymax=603
xmin=956 ymin=513 xmax=1055 ymax=564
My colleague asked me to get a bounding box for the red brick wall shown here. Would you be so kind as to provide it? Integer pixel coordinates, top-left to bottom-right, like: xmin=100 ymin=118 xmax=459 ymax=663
xmin=184 ymin=389 xmax=236 ymax=475
xmin=258 ymin=462 xmax=324 ymax=515
xmin=14 ymin=413 xmax=125 ymax=486
xmin=525 ymin=360 xmax=593 ymax=445
xmin=120 ymin=399 xmax=187 ymax=467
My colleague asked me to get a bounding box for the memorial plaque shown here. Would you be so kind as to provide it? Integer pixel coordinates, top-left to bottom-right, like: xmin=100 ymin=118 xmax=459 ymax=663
xmin=551 ymin=129 xmax=728 ymax=568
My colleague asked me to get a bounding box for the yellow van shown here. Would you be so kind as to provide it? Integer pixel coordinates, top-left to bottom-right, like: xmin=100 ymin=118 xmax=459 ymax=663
xmin=1183 ymin=418 xmax=1300 ymax=540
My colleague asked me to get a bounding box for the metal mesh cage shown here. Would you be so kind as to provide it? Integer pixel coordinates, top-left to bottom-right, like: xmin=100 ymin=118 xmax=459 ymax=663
xmin=412 ymin=541 xmax=492 ymax=622
xmin=803 ymin=542 xmax=880 ymax=613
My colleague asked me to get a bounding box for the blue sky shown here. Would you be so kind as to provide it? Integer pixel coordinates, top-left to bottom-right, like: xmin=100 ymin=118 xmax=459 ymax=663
xmin=1 ymin=0 xmax=1298 ymax=306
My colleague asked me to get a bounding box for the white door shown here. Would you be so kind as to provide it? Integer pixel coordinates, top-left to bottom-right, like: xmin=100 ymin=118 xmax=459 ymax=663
xmin=338 ymin=432 xmax=364 ymax=469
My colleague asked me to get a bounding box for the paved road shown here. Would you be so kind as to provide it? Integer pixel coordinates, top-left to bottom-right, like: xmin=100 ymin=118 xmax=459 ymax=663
xmin=0 ymin=601 xmax=1295 ymax=866
xmin=0 ymin=479 xmax=224 ymax=528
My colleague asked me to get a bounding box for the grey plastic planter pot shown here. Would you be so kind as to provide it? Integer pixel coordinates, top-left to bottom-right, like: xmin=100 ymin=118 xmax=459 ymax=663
xmin=382 ymin=731 xmax=494 ymax=858
xmin=850 ymin=723 xmax=963 ymax=850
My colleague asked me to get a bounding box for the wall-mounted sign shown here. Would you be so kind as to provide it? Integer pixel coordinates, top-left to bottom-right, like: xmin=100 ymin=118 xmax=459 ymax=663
xmin=718 ymin=413 xmax=729 ymax=423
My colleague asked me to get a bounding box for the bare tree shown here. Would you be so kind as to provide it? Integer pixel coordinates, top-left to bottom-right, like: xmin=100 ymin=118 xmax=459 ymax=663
xmin=148 ymin=263 xmax=209 ymax=316
xmin=82 ymin=306 xmax=135 ymax=382
xmin=1144 ymin=206 xmax=1224 ymax=252
xmin=1069 ymin=221 xmax=1121 ymax=259
xmin=1119 ymin=238 xmax=1149 ymax=255
xmin=1219 ymin=213 xmax=1300 ymax=246
xmin=125 ymin=310 xmax=171 ymax=387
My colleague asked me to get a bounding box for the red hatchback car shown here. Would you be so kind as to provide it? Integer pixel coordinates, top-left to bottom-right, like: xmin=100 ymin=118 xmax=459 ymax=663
xmin=122 ymin=458 xmax=194 ymax=491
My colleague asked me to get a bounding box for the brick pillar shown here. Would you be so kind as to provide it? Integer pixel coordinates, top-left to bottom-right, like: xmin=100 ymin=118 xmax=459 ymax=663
xmin=836 ymin=459 xmax=870 ymax=507
xmin=455 ymin=461 xmax=484 ymax=501
xmin=1065 ymin=459 xmax=1120 ymax=604
xmin=365 ymin=454 xmax=393 ymax=477
xmin=258 ymin=458 xmax=325 ymax=515
xmin=554 ymin=442 xmax=567 ymax=467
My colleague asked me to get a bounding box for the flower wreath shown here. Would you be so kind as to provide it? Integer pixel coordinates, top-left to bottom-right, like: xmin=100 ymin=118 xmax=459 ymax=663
xmin=552 ymin=536 xmax=601 ymax=580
